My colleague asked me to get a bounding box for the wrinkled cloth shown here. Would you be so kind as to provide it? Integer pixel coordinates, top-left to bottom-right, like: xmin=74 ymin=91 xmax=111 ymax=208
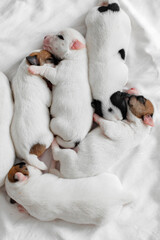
xmin=0 ymin=0 xmax=160 ymax=239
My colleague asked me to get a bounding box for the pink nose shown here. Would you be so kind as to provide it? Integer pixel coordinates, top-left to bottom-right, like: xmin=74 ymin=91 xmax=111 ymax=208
xmin=43 ymin=36 xmax=50 ymax=45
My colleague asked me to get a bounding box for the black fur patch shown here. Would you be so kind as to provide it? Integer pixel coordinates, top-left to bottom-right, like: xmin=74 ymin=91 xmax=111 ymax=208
xmin=26 ymin=56 xmax=40 ymax=66
xmin=118 ymin=49 xmax=125 ymax=60
xmin=91 ymin=99 xmax=103 ymax=117
xmin=75 ymin=141 xmax=80 ymax=147
xmin=110 ymin=91 xmax=130 ymax=119
xmin=136 ymin=96 xmax=146 ymax=105
xmin=51 ymin=54 xmax=62 ymax=65
xmin=14 ymin=162 xmax=26 ymax=168
xmin=98 ymin=3 xmax=120 ymax=13
xmin=10 ymin=198 xmax=16 ymax=204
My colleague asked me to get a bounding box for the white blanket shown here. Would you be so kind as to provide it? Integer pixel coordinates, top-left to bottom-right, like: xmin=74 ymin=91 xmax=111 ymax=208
xmin=0 ymin=0 xmax=160 ymax=239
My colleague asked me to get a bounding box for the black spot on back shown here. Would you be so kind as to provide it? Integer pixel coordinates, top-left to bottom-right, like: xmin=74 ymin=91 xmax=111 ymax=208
xmin=91 ymin=99 xmax=103 ymax=117
xmin=118 ymin=49 xmax=125 ymax=60
xmin=110 ymin=91 xmax=130 ymax=119
xmin=98 ymin=3 xmax=120 ymax=13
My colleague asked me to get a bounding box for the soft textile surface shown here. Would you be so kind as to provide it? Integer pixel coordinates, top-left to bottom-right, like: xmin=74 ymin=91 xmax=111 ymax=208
xmin=0 ymin=0 xmax=160 ymax=239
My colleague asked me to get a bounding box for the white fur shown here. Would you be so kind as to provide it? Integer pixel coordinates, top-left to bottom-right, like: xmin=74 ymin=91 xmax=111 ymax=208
xmin=85 ymin=0 xmax=131 ymax=120
xmin=29 ymin=28 xmax=93 ymax=148
xmin=5 ymin=165 xmax=132 ymax=225
xmin=11 ymin=52 xmax=53 ymax=170
xmin=52 ymin=107 xmax=152 ymax=178
xmin=0 ymin=72 xmax=15 ymax=187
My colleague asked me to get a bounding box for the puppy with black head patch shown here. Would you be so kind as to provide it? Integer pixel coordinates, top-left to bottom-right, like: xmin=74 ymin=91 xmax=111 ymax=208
xmin=11 ymin=50 xmax=54 ymax=170
xmin=51 ymin=92 xmax=154 ymax=178
xmin=28 ymin=28 xmax=93 ymax=149
xmin=5 ymin=163 xmax=132 ymax=225
xmin=86 ymin=0 xmax=131 ymax=119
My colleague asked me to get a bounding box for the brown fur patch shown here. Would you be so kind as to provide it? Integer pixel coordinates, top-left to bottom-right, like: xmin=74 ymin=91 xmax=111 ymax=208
xmin=8 ymin=163 xmax=29 ymax=183
xmin=129 ymin=96 xmax=154 ymax=118
xmin=30 ymin=144 xmax=46 ymax=157
xmin=26 ymin=50 xmax=53 ymax=91
xmin=28 ymin=50 xmax=54 ymax=66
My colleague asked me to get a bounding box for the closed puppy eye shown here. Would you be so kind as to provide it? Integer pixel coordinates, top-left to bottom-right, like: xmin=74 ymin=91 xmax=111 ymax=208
xmin=45 ymin=58 xmax=54 ymax=63
xmin=57 ymin=35 xmax=64 ymax=40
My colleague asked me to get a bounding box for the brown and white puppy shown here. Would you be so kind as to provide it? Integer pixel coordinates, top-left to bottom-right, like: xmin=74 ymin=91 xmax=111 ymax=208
xmin=5 ymin=163 xmax=132 ymax=225
xmin=51 ymin=92 xmax=155 ymax=178
xmin=11 ymin=50 xmax=54 ymax=170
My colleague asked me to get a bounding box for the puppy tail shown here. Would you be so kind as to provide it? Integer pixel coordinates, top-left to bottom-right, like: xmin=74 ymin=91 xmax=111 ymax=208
xmin=56 ymin=136 xmax=79 ymax=149
xmin=25 ymin=154 xmax=47 ymax=171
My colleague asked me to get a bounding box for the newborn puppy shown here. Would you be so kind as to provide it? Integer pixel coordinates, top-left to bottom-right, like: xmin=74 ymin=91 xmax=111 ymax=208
xmin=5 ymin=163 xmax=132 ymax=225
xmin=11 ymin=50 xmax=54 ymax=170
xmin=86 ymin=0 xmax=131 ymax=120
xmin=51 ymin=92 xmax=154 ymax=178
xmin=0 ymin=72 xmax=15 ymax=187
xmin=28 ymin=28 xmax=93 ymax=148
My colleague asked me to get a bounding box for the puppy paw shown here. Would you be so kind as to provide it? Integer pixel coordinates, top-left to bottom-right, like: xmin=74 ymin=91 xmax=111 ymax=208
xmin=17 ymin=204 xmax=28 ymax=214
xmin=28 ymin=66 xmax=40 ymax=75
xmin=93 ymin=113 xmax=101 ymax=125
xmin=51 ymin=139 xmax=61 ymax=160
xmin=51 ymin=139 xmax=59 ymax=149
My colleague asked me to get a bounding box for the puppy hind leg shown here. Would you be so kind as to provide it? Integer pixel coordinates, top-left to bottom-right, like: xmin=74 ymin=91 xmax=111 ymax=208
xmin=50 ymin=118 xmax=72 ymax=142
xmin=30 ymin=144 xmax=46 ymax=158
xmin=51 ymin=142 xmax=79 ymax=177
xmin=17 ymin=204 xmax=29 ymax=214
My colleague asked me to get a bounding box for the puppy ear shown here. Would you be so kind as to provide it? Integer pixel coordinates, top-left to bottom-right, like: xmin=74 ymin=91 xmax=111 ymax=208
xmin=26 ymin=55 xmax=40 ymax=66
xmin=70 ymin=40 xmax=86 ymax=50
xmin=143 ymin=114 xmax=154 ymax=127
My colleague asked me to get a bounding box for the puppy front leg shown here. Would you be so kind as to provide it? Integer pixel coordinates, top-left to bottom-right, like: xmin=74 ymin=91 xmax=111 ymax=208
xmin=93 ymin=114 xmax=126 ymax=140
xmin=28 ymin=66 xmax=57 ymax=85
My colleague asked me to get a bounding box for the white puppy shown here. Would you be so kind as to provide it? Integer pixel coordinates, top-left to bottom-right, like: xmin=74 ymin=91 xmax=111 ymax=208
xmin=5 ymin=163 xmax=132 ymax=225
xmin=28 ymin=28 xmax=93 ymax=148
xmin=51 ymin=92 xmax=154 ymax=178
xmin=85 ymin=0 xmax=131 ymax=120
xmin=11 ymin=50 xmax=54 ymax=170
xmin=0 ymin=72 xmax=15 ymax=187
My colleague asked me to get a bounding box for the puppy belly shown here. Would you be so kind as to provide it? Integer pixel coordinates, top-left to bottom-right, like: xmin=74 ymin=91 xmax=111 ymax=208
xmin=30 ymin=144 xmax=46 ymax=157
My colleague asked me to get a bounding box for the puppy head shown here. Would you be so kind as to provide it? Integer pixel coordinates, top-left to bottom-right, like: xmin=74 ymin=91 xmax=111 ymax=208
xmin=109 ymin=91 xmax=154 ymax=126
xmin=43 ymin=28 xmax=86 ymax=59
xmin=8 ymin=162 xmax=29 ymax=183
xmin=26 ymin=50 xmax=55 ymax=66
xmin=128 ymin=95 xmax=154 ymax=126
xmin=8 ymin=163 xmax=42 ymax=183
